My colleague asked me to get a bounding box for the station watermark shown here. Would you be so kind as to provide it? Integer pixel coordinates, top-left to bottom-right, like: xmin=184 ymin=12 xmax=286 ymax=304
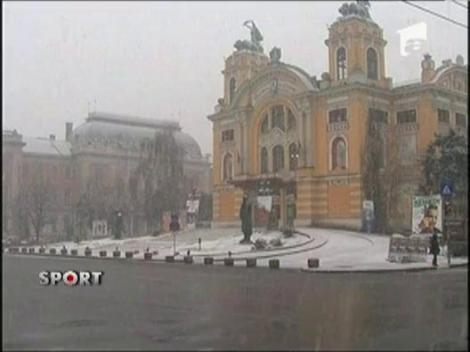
xmin=397 ymin=22 xmax=427 ymax=57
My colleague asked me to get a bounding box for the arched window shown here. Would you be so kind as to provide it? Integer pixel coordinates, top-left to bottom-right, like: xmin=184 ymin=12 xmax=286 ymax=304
xmin=272 ymin=145 xmax=284 ymax=172
xmin=271 ymin=105 xmax=285 ymax=131
xmin=287 ymin=109 xmax=296 ymax=131
xmin=261 ymin=114 xmax=269 ymax=134
xmin=337 ymin=47 xmax=347 ymax=80
xmin=367 ymin=48 xmax=378 ymax=80
xmin=289 ymin=143 xmax=299 ymax=171
xmin=229 ymin=78 xmax=236 ymax=103
xmin=260 ymin=147 xmax=268 ymax=174
xmin=332 ymin=137 xmax=347 ymax=170
xmin=223 ymin=153 xmax=233 ymax=181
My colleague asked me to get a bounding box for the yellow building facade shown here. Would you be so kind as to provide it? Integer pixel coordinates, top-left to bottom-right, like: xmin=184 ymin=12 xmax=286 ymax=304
xmin=208 ymin=3 xmax=467 ymax=231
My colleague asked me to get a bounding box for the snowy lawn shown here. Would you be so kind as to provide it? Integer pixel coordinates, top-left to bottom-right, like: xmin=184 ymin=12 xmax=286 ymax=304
xmin=26 ymin=227 xmax=467 ymax=270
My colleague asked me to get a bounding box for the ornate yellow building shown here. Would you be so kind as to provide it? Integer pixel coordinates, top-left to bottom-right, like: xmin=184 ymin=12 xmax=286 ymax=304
xmin=208 ymin=2 xmax=467 ymax=231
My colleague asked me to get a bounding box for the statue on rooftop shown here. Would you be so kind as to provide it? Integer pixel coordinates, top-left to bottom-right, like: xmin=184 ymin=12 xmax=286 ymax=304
xmin=234 ymin=20 xmax=264 ymax=53
xmin=338 ymin=1 xmax=371 ymax=19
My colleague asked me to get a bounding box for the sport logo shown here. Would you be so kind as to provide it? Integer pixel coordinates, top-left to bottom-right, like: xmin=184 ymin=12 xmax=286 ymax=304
xmin=39 ymin=271 xmax=104 ymax=286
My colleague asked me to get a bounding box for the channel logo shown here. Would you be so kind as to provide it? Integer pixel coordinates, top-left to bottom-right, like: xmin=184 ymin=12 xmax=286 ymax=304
xmin=397 ymin=22 xmax=427 ymax=57
xmin=39 ymin=271 xmax=104 ymax=286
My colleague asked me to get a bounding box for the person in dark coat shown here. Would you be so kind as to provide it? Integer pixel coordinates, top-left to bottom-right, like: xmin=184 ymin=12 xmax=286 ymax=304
xmin=429 ymin=230 xmax=440 ymax=267
xmin=239 ymin=194 xmax=253 ymax=243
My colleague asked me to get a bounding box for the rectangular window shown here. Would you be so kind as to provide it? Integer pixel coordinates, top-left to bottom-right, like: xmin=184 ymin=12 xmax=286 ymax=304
xmin=221 ymin=129 xmax=234 ymax=142
xmin=64 ymin=190 xmax=70 ymax=206
xmin=65 ymin=165 xmax=72 ymax=178
xmin=398 ymin=134 xmax=417 ymax=165
xmin=369 ymin=109 xmax=388 ymax=124
xmin=328 ymin=108 xmax=347 ymax=124
xmin=456 ymin=113 xmax=467 ymax=127
xmin=397 ymin=110 xmax=416 ymax=124
xmin=437 ymin=109 xmax=450 ymax=124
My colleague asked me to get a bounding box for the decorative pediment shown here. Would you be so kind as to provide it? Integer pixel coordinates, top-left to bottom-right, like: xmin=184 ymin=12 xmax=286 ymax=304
xmin=431 ymin=66 xmax=468 ymax=94
xmin=230 ymin=64 xmax=316 ymax=109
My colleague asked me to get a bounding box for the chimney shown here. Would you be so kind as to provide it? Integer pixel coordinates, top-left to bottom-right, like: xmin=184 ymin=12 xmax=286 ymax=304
xmin=49 ymin=134 xmax=56 ymax=141
xmin=66 ymin=122 xmax=73 ymax=141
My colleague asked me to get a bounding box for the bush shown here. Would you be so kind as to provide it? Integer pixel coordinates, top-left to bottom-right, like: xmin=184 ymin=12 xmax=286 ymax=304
xmin=253 ymin=238 xmax=267 ymax=250
xmin=269 ymin=237 xmax=283 ymax=247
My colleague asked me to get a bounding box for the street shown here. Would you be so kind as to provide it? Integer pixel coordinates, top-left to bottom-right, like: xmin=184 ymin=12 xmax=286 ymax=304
xmin=3 ymin=254 xmax=468 ymax=350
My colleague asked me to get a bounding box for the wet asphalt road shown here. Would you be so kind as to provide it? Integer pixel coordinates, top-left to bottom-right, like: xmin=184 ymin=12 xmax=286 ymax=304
xmin=2 ymin=254 xmax=468 ymax=351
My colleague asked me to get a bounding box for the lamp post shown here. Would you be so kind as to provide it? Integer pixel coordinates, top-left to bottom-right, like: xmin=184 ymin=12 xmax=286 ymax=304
xmin=287 ymin=142 xmax=301 ymax=233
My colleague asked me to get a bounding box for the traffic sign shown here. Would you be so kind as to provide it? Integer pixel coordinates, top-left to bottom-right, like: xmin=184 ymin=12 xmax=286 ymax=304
xmin=440 ymin=179 xmax=454 ymax=197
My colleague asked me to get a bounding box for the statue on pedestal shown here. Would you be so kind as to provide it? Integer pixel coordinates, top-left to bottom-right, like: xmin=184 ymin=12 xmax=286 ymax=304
xmin=239 ymin=193 xmax=253 ymax=244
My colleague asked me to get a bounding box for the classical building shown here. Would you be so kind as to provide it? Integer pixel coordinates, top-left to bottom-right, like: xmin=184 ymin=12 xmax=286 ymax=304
xmin=207 ymin=2 xmax=467 ymax=231
xmin=2 ymin=112 xmax=211 ymax=241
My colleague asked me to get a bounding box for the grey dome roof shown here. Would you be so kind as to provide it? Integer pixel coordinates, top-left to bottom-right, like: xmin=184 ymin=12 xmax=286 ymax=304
xmin=73 ymin=112 xmax=202 ymax=160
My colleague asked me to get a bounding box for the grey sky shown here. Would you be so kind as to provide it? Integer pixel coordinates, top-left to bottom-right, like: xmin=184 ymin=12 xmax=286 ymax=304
xmin=2 ymin=1 xmax=467 ymax=155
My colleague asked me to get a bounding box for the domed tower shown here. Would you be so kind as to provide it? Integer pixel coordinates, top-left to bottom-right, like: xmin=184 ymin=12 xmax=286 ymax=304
xmin=222 ymin=20 xmax=269 ymax=107
xmin=325 ymin=1 xmax=391 ymax=88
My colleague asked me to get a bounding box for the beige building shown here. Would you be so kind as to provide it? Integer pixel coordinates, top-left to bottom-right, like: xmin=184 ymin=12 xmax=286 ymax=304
xmin=2 ymin=112 xmax=211 ymax=241
xmin=207 ymin=2 xmax=467 ymax=231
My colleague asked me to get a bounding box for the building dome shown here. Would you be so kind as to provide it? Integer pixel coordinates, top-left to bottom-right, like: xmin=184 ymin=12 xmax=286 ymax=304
xmin=73 ymin=112 xmax=203 ymax=160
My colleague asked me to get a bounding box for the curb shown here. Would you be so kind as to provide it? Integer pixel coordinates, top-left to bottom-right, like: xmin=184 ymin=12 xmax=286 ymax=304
xmin=212 ymin=235 xmax=329 ymax=262
xmin=190 ymin=231 xmax=315 ymax=258
xmin=300 ymin=262 xmax=468 ymax=274
xmin=6 ymin=249 xmax=467 ymax=273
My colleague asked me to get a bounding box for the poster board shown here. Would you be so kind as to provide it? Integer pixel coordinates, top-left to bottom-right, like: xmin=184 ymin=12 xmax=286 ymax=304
xmin=388 ymin=234 xmax=428 ymax=263
xmin=412 ymin=195 xmax=442 ymax=235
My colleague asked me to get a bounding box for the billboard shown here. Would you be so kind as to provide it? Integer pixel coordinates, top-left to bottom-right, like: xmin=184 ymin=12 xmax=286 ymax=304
xmin=412 ymin=195 xmax=442 ymax=235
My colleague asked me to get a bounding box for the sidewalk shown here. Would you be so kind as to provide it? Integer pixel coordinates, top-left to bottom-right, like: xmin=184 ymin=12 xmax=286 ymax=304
xmin=14 ymin=227 xmax=468 ymax=272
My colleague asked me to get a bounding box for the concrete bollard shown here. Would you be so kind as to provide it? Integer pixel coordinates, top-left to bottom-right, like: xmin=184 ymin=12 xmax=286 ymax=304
xmin=184 ymin=255 xmax=193 ymax=264
xmin=28 ymin=248 xmax=35 ymax=254
xmin=307 ymin=258 xmax=320 ymax=268
xmin=269 ymin=259 xmax=280 ymax=269
xmin=99 ymin=250 xmax=107 ymax=257
xmin=84 ymin=248 xmax=92 ymax=257
xmin=70 ymin=249 xmax=78 ymax=256
xmin=224 ymin=257 xmax=234 ymax=266
xmin=113 ymin=251 xmax=121 ymax=258
xmin=144 ymin=252 xmax=153 ymax=260
xmin=246 ymin=258 xmax=257 ymax=268
xmin=49 ymin=248 xmax=57 ymax=255
xmin=38 ymin=247 xmax=46 ymax=254
xmin=61 ymin=248 xmax=68 ymax=255
xmin=165 ymin=255 xmax=175 ymax=263
xmin=21 ymin=247 xmax=28 ymax=254
xmin=125 ymin=251 xmax=133 ymax=259
xmin=204 ymin=257 xmax=214 ymax=265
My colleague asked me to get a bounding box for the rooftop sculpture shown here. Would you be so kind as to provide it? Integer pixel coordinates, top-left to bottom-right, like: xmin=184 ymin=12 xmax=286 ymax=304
xmin=234 ymin=20 xmax=264 ymax=53
xmin=338 ymin=0 xmax=371 ymax=19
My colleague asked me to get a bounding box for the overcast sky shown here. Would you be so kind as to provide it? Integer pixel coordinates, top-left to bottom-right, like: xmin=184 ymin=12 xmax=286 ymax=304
xmin=2 ymin=1 xmax=468 ymax=155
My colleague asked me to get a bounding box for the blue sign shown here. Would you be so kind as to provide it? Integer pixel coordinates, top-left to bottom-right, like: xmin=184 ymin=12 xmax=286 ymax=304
xmin=440 ymin=178 xmax=454 ymax=197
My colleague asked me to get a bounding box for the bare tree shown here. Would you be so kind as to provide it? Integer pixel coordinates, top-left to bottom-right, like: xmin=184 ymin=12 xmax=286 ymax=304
xmin=11 ymin=189 xmax=31 ymax=241
xmin=23 ymin=173 xmax=57 ymax=243
xmin=362 ymin=115 xmax=402 ymax=233
xmin=129 ymin=130 xmax=186 ymax=234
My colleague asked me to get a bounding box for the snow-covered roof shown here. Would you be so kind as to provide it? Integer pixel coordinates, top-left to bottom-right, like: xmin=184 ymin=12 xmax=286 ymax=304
xmin=87 ymin=111 xmax=180 ymax=130
xmin=22 ymin=137 xmax=71 ymax=157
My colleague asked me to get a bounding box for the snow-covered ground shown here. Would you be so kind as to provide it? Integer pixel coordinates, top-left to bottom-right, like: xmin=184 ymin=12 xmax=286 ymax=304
xmin=28 ymin=227 xmax=467 ymax=271
xmin=31 ymin=230 xmax=311 ymax=259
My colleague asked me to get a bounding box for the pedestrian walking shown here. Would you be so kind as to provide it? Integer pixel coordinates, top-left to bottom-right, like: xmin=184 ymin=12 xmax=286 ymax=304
xmin=429 ymin=231 xmax=440 ymax=267
xmin=198 ymin=238 xmax=202 ymax=251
